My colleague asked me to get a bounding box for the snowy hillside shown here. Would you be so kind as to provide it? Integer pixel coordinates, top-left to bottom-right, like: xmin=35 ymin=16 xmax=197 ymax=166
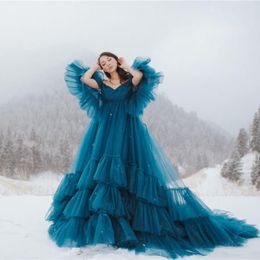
xmin=0 ymin=88 xmax=234 ymax=178
xmin=183 ymin=152 xmax=260 ymax=196
xmin=0 ymin=172 xmax=63 ymax=196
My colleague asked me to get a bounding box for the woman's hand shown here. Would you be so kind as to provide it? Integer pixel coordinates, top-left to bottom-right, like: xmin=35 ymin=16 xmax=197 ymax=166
xmin=118 ymin=57 xmax=129 ymax=70
xmin=95 ymin=63 xmax=102 ymax=70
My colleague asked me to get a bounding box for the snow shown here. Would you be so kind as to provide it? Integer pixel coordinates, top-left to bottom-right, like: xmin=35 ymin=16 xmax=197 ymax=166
xmin=0 ymin=194 xmax=259 ymax=260
xmin=183 ymin=152 xmax=260 ymax=196
xmin=0 ymin=172 xmax=63 ymax=196
xmin=0 ymin=153 xmax=260 ymax=259
xmin=240 ymin=152 xmax=257 ymax=187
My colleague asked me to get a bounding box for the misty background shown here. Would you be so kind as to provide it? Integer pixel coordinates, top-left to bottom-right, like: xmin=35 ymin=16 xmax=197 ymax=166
xmin=0 ymin=1 xmax=260 ymax=180
xmin=0 ymin=1 xmax=259 ymax=136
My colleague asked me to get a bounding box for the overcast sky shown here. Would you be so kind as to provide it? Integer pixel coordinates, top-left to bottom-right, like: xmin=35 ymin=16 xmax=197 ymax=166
xmin=0 ymin=1 xmax=259 ymax=136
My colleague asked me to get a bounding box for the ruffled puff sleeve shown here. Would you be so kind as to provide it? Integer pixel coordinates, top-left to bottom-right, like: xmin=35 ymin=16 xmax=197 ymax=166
xmin=127 ymin=56 xmax=164 ymax=116
xmin=64 ymin=59 xmax=104 ymax=118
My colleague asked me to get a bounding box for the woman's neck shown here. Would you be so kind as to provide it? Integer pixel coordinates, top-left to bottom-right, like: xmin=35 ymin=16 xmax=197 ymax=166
xmin=109 ymin=71 xmax=120 ymax=81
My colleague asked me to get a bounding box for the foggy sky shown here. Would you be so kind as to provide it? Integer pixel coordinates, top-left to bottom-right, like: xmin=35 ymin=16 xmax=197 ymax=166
xmin=0 ymin=1 xmax=259 ymax=136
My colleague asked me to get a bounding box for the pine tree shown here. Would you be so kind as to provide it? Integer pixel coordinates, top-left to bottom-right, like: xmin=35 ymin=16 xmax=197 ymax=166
xmin=250 ymin=109 xmax=260 ymax=153
xmin=220 ymin=160 xmax=230 ymax=178
xmin=202 ymin=153 xmax=209 ymax=168
xmin=59 ymin=138 xmax=72 ymax=172
xmin=31 ymin=144 xmax=42 ymax=174
xmin=3 ymin=139 xmax=15 ymax=178
xmin=16 ymin=137 xmax=30 ymax=180
xmin=236 ymin=128 xmax=249 ymax=157
xmin=0 ymin=131 xmax=4 ymax=173
xmin=225 ymin=150 xmax=243 ymax=183
xmin=29 ymin=128 xmax=43 ymax=176
xmin=250 ymin=153 xmax=260 ymax=189
xmin=196 ymin=153 xmax=203 ymax=171
xmin=14 ymin=136 xmax=23 ymax=178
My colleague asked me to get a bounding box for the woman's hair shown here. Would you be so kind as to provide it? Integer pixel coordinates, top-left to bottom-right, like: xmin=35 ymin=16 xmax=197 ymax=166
xmin=97 ymin=51 xmax=131 ymax=83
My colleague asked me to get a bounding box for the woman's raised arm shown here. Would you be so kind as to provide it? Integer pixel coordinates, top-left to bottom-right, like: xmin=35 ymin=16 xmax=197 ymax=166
xmin=80 ymin=64 xmax=101 ymax=89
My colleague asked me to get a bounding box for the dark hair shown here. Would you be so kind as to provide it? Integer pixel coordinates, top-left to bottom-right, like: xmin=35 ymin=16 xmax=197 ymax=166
xmin=98 ymin=51 xmax=131 ymax=83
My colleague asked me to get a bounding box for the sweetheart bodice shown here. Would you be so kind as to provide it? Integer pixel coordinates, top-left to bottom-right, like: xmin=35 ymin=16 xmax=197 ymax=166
xmin=100 ymin=77 xmax=133 ymax=102
xmin=102 ymin=78 xmax=131 ymax=90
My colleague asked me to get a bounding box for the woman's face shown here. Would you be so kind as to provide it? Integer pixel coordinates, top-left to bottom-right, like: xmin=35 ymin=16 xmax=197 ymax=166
xmin=99 ymin=55 xmax=118 ymax=73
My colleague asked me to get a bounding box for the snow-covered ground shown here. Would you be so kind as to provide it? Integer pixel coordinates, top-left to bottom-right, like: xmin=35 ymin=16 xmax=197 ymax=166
xmin=0 ymin=152 xmax=260 ymax=259
xmin=0 ymin=194 xmax=259 ymax=260
xmin=0 ymin=171 xmax=63 ymax=196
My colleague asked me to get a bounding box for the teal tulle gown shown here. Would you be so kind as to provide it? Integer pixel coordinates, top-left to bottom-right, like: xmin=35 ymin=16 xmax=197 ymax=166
xmin=45 ymin=56 xmax=259 ymax=259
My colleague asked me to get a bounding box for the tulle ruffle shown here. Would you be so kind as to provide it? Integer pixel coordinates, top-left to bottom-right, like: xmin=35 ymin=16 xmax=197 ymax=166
xmin=45 ymin=156 xmax=205 ymax=257
xmin=64 ymin=56 xmax=164 ymax=118
xmin=45 ymin=152 xmax=260 ymax=258
xmin=64 ymin=60 xmax=104 ymax=118
xmin=127 ymin=56 xmax=164 ymax=116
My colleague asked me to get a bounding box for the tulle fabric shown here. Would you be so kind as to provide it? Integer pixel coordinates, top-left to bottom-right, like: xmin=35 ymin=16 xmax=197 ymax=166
xmin=45 ymin=56 xmax=259 ymax=259
xmin=64 ymin=59 xmax=104 ymax=118
xmin=127 ymin=56 xmax=165 ymax=116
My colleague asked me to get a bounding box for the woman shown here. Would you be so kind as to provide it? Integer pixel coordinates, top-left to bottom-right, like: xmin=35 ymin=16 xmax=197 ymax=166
xmin=45 ymin=51 xmax=259 ymax=259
